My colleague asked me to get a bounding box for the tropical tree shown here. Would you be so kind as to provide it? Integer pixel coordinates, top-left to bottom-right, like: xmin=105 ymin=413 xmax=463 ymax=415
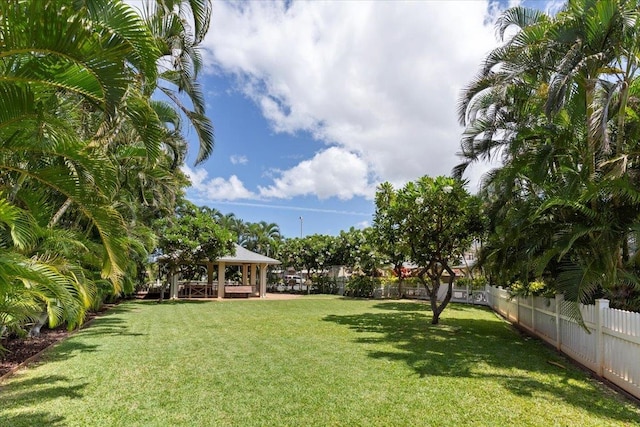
xmin=0 ymin=0 xmax=169 ymax=337
xmin=143 ymin=0 xmax=215 ymax=164
xmin=155 ymin=202 xmax=234 ymax=301
xmin=387 ymin=176 xmax=484 ymax=324
xmin=371 ymin=182 xmax=408 ymax=294
xmin=240 ymin=221 xmax=281 ymax=254
xmin=457 ymin=0 xmax=640 ymax=311
xmin=0 ymin=0 xmax=216 ymax=338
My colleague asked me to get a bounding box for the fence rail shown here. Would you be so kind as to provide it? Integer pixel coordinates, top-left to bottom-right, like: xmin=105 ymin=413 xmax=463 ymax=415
xmin=487 ymin=286 xmax=640 ymax=400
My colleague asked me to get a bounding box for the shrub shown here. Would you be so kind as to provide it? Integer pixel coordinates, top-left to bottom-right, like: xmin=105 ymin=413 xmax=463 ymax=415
xmin=456 ymin=276 xmax=488 ymax=290
xmin=345 ymin=276 xmax=377 ymax=298
xmin=310 ymin=276 xmax=340 ymax=294
xmin=508 ymin=280 xmax=551 ymax=297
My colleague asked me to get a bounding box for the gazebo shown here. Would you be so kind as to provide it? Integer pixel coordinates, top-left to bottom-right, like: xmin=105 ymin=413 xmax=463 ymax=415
xmin=166 ymin=244 xmax=281 ymax=299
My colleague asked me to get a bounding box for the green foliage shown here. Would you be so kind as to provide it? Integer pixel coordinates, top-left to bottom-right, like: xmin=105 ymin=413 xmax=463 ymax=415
xmin=458 ymin=0 xmax=640 ymax=313
xmin=345 ymin=275 xmax=378 ymax=298
xmin=456 ymin=276 xmax=488 ymax=290
xmin=395 ymin=177 xmax=484 ymax=268
xmin=0 ymin=0 xmax=214 ymax=337
xmin=508 ymin=280 xmax=551 ymax=298
xmin=372 ymin=176 xmax=485 ymax=323
xmin=155 ymin=202 xmax=235 ymax=270
xmin=371 ymin=182 xmax=406 ymax=277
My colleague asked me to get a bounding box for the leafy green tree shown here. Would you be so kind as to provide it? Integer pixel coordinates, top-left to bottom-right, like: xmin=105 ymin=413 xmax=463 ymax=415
xmin=393 ymin=176 xmax=484 ymax=324
xmin=155 ymin=202 xmax=234 ymax=301
xmin=372 ymin=182 xmax=408 ymax=294
xmin=240 ymin=221 xmax=281 ymax=254
xmin=0 ymin=0 xmax=166 ymax=337
xmin=334 ymin=227 xmax=384 ymax=278
xmin=143 ymin=0 xmax=215 ymax=163
xmin=0 ymin=0 xmax=215 ymax=338
xmin=457 ymin=1 xmax=640 ymax=312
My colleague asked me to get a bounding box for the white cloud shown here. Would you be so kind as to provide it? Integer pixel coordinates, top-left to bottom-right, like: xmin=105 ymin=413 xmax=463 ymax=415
xmin=355 ymin=220 xmax=370 ymax=229
xmin=203 ymin=0 xmax=501 ymax=197
xmin=259 ymin=147 xmax=374 ymax=200
xmin=230 ymin=154 xmax=248 ymax=165
xmin=182 ymin=165 xmax=255 ymax=200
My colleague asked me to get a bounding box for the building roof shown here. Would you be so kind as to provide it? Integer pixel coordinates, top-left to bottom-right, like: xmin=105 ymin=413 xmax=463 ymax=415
xmin=217 ymin=243 xmax=281 ymax=265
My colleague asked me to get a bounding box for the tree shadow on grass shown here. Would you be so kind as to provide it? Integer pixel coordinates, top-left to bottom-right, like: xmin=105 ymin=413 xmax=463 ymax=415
xmin=0 ymin=411 xmax=66 ymax=427
xmin=372 ymin=300 xmax=473 ymax=312
xmin=35 ymin=340 xmax=99 ymax=364
xmin=370 ymin=301 xmax=429 ymax=312
xmin=323 ymin=306 xmax=640 ymax=424
xmin=77 ymin=316 xmax=145 ymax=338
xmin=0 ymin=374 xmax=87 ymax=424
xmin=340 ymin=298 xmax=472 ymax=312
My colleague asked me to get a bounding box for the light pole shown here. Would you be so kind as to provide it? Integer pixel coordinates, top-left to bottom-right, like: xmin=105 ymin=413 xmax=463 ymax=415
xmin=299 ymin=216 xmax=304 ymax=292
xmin=299 ymin=216 xmax=303 ymax=238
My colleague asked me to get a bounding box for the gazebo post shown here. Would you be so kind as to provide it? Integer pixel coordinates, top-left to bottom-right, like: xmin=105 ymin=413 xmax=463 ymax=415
xmin=250 ymin=264 xmax=257 ymax=294
xmin=259 ymin=263 xmax=267 ymax=298
xmin=242 ymin=264 xmax=249 ymax=286
xmin=207 ymin=262 xmax=214 ymax=297
xmin=217 ymin=261 xmax=225 ymax=299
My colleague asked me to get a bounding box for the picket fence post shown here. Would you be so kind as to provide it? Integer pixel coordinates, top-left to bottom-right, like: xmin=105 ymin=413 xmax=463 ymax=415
xmin=595 ymin=299 xmax=609 ymax=376
xmin=530 ymin=295 xmax=536 ymax=334
xmin=555 ymin=294 xmax=563 ymax=351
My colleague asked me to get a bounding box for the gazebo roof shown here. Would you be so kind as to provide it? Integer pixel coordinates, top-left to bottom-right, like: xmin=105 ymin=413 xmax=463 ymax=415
xmin=217 ymin=243 xmax=281 ymax=265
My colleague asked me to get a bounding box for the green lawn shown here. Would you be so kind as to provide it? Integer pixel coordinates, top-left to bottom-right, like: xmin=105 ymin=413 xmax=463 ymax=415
xmin=1 ymin=297 xmax=638 ymax=426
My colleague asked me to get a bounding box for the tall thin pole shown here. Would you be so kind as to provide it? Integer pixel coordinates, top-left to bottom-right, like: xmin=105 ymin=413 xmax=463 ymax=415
xmin=299 ymin=216 xmax=303 ymax=238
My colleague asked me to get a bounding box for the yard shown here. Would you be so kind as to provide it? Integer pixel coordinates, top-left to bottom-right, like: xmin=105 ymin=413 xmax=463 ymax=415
xmin=1 ymin=296 xmax=638 ymax=426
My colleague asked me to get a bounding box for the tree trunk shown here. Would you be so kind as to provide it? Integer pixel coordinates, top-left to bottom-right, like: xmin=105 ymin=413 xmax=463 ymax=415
xmin=395 ymin=264 xmax=404 ymax=298
xmin=158 ymin=268 xmax=171 ymax=303
xmin=28 ymin=312 xmax=49 ymax=337
xmin=430 ymin=279 xmax=441 ymax=324
xmin=430 ymin=266 xmax=456 ymax=325
xmin=48 ymin=198 xmax=73 ymax=228
xmin=8 ymin=173 xmax=27 ymax=202
xmin=586 ymin=78 xmax=596 ymax=177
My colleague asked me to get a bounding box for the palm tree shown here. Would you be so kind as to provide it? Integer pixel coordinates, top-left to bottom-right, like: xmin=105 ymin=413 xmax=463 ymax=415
xmin=0 ymin=0 xmax=200 ymax=336
xmin=457 ymin=1 xmax=640 ymax=309
xmin=1 ymin=0 xmax=164 ymax=281
xmin=255 ymin=221 xmax=281 ymax=254
xmin=143 ymin=0 xmax=215 ymax=164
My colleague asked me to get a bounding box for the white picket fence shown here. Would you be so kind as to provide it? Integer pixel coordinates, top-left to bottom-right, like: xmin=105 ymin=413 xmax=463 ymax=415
xmin=487 ymin=286 xmax=640 ymax=400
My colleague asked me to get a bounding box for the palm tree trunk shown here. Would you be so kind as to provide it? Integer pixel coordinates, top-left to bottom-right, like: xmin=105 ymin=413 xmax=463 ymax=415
xmin=8 ymin=173 xmax=27 ymax=202
xmin=48 ymin=198 xmax=72 ymax=228
xmin=585 ymin=79 xmax=597 ymax=177
xmin=615 ymin=80 xmax=630 ymax=156
xmin=28 ymin=312 xmax=49 ymax=337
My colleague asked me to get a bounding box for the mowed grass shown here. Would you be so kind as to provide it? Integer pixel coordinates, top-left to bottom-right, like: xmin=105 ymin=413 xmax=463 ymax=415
xmin=1 ymin=297 xmax=639 ymax=426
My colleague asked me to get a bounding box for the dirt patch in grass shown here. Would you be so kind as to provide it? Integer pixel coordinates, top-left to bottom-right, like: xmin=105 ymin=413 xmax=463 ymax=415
xmin=0 ymin=304 xmax=118 ymax=378
xmin=0 ymin=328 xmax=70 ymax=377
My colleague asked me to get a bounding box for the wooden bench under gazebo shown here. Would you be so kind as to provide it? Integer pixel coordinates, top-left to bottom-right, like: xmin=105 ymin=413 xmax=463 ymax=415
xmin=164 ymin=244 xmax=281 ymax=299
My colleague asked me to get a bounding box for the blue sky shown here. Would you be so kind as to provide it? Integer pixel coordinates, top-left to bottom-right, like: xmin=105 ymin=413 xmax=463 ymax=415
xmin=173 ymin=0 xmax=558 ymax=238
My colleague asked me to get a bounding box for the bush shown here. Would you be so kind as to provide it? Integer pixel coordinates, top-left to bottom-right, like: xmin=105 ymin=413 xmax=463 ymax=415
xmin=455 ymin=276 xmax=488 ymax=290
xmin=508 ymin=280 xmax=551 ymax=297
xmin=311 ymin=276 xmax=339 ymax=294
xmin=344 ymin=276 xmax=377 ymax=298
